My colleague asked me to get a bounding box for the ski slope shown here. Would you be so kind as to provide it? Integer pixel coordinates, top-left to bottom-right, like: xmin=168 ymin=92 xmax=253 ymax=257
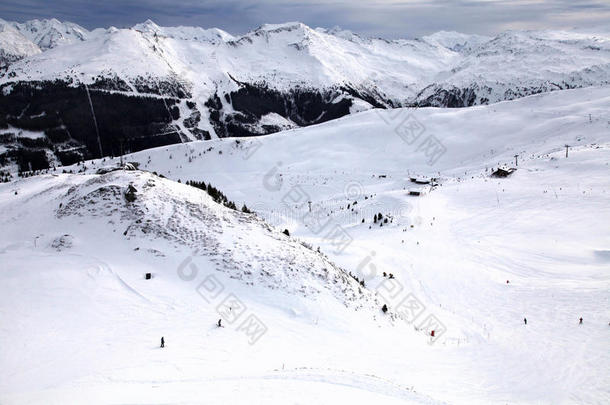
xmin=1 ymin=87 xmax=610 ymax=404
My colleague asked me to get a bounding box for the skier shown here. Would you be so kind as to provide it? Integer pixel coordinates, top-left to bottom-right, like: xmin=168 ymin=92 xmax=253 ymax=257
xmin=524 ymin=317 xmax=527 ymax=325
xmin=217 ymin=319 xmax=222 ymax=328
xmin=579 ymin=317 xmax=583 ymax=325
xmin=160 ymin=337 xmax=165 ymax=348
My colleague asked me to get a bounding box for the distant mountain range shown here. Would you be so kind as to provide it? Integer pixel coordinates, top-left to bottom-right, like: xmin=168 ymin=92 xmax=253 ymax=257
xmin=0 ymin=18 xmax=609 ymax=173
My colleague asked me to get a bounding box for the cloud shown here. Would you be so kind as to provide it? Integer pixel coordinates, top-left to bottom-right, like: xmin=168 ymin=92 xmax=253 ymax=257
xmin=0 ymin=0 xmax=609 ymax=37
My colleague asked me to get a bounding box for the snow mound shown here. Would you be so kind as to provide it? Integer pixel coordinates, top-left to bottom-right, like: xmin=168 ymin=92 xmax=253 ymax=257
xmin=51 ymin=170 xmax=377 ymax=306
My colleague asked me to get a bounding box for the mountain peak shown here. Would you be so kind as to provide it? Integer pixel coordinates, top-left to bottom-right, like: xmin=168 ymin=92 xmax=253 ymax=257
xmin=255 ymin=21 xmax=310 ymax=34
xmin=8 ymin=18 xmax=89 ymax=50
xmin=133 ymin=19 xmax=161 ymax=32
xmin=422 ymin=30 xmax=491 ymax=51
xmin=323 ymin=25 xmax=359 ymax=41
xmin=0 ymin=19 xmax=41 ymax=63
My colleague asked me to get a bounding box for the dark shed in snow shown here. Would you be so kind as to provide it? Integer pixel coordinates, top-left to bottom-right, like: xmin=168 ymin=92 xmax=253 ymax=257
xmin=492 ymin=167 xmax=516 ymax=178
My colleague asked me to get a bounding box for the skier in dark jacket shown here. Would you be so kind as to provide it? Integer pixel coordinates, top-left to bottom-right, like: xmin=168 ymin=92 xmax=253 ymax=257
xmin=160 ymin=337 xmax=165 ymax=348
xmin=579 ymin=317 xmax=583 ymax=325
xmin=524 ymin=317 xmax=527 ymax=325
xmin=217 ymin=319 xmax=222 ymax=327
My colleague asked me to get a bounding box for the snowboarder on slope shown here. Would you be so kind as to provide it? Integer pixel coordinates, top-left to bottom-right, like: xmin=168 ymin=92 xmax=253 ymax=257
xmin=160 ymin=337 xmax=165 ymax=348
xmin=579 ymin=317 xmax=583 ymax=325
xmin=217 ymin=319 xmax=222 ymax=327
xmin=524 ymin=318 xmax=527 ymax=325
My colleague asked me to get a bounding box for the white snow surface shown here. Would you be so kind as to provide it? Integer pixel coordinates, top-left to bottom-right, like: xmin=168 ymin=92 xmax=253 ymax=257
xmin=1 ymin=86 xmax=609 ymax=403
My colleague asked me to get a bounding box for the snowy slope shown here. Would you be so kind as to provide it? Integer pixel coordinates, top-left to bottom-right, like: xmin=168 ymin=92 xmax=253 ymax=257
xmin=79 ymin=86 xmax=610 ymax=184
xmin=56 ymin=170 xmax=376 ymax=305
xmin=9 ymin=18 xmax=89 ymax=50
xmin=133 ymin=19 xmax=234 ymax=43
xmin=417 ymin=30 xmax=610 ymax=106
xmin=0 ymin=170 xmax=441 ymax=405
xmin=2 ymin=19 xmax=610 ymax=174
xmin=421 ymin=30 xmax=490 ymax=52
xmin=0 ymin=19 xmax=40 ymax=66
xmin=3 ymin=86 xmax=608 ymax=404
xmin=6 ymin=27 xmax=175 ymax=82
xmin=0 ymin=18 xmax=87 ymax=69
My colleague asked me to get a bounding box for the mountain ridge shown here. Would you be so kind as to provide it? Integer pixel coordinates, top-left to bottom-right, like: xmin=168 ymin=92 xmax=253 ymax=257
xmin=0 ymin=18 xmax=609 ymax=174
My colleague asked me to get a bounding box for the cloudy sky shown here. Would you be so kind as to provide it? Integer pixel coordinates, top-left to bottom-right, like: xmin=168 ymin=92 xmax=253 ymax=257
xmin=1 ymin=0 xmax=610 ymax=38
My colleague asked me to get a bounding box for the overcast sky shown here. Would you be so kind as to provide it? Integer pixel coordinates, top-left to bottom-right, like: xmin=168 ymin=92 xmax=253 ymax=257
xmin=1 ymin=0 xmax=609 ymax=38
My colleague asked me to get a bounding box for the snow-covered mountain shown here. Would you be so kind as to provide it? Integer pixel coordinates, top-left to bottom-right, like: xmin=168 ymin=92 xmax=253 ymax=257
xmin=0 ymin=18 xmax=609 ymax=174
xmin=416 ymin=30 xmax=610 ymax=106
xmin=0 ymin=19 xmax=40 ymax=67
xmin=3 ymin=19 xmax=608 ymax=104
xmin=1 ymin=85 xmax=609 ymax=404
xmin=8 ymin=18 xmax=89 ymax=50
xmin=132 ymin=19 xmax=235 ymax=43
xmin=5 ymin=168 xmax=377 ymax=307
xmin=0 ymin=17 xmax=88 ymax=67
